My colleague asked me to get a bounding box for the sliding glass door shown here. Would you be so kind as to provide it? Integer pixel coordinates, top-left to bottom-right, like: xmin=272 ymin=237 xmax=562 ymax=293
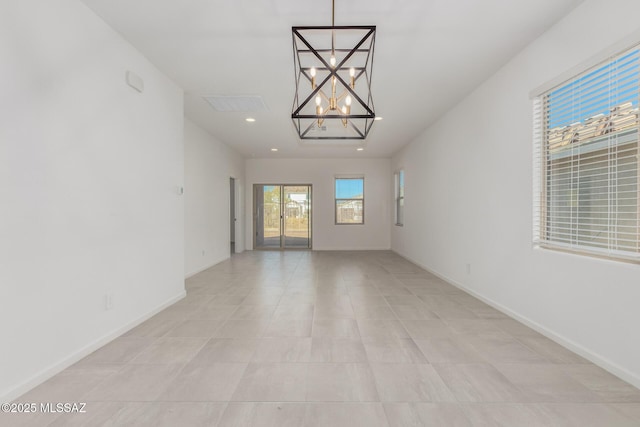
xmin=254 ymin=184 xmax=311 ymax=249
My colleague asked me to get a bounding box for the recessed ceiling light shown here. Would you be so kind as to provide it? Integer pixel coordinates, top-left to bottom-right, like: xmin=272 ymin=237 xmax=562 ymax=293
xmin=270 ymin=148 xmax=278 ymax=152
xmin=245 ymin=117 xmax=256 ymax=122
xmin=357 ymin=148 xmax=364 ymax=151
xmin=374 ymin=116 xmax=383 ymax=121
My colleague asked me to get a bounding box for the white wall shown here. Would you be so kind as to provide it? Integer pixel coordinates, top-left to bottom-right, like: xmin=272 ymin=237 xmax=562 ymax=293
xmin=245 ymin=158 xmax=390 ymax=250
xmin=392 ymin=0 xmax=640 ymax=387
xmin=184 ymin=119 xmax=245 ymax=277
xmin=0 ymin=0 xmax=185 ymax=401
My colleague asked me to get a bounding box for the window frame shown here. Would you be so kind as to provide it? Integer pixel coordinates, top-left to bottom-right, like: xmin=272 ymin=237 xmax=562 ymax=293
xmin=335 ymin=177 xmax=365 ymax=225
xmin=394 ymin=169 xmax=404 ymax=226
xmin=532 ymin=44 xmax=640 ymax=263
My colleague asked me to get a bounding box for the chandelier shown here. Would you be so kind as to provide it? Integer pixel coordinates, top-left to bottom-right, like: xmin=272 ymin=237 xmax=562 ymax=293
xmin=291 ymin=0 xmax=376 ymax=140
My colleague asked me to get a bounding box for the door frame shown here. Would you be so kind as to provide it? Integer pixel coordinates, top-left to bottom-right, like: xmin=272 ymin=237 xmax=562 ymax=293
xmin=253 ymin=184 xmax=312 ymax=250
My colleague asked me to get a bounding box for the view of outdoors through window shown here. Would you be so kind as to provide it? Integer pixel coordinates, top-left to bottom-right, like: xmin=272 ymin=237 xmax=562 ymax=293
xmin=335 ymin=178 xmax=364 ymax=224
xmin=542 ymin=47 xmax=639 ymax=258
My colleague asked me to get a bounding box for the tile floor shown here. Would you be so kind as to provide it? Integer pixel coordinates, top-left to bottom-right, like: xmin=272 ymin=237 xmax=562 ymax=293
xmin=4 ymin=251 xmax=640 ymax=426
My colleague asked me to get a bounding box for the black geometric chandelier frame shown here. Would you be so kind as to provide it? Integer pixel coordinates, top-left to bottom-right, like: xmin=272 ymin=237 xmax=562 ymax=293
xmin=291 ymin=7 xmax=376 ymax=140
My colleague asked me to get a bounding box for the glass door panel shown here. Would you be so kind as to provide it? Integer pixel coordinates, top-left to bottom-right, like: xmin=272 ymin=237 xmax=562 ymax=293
xmin=283 ymin=185 xmax=311 ymax=248
xmin=254 ymin=184 xmax=311 ymax=249
xmin=255 ymin=185 xmax=281 ymax=248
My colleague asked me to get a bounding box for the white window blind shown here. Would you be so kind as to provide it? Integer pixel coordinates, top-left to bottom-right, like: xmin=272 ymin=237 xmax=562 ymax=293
xmin=533 ymin=46 xmax=640 ymax=262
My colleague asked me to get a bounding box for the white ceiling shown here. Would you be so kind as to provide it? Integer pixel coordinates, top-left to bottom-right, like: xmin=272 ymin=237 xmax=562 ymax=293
xmin=81 ymin=0 xmax=584 ymax=158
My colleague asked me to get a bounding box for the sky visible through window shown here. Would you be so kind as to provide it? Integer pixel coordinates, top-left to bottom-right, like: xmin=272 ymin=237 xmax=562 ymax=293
xmin=336 ymin=178 xmax=363 ymax=199
xmin=547 ymin=49 xmax=639 ymax=129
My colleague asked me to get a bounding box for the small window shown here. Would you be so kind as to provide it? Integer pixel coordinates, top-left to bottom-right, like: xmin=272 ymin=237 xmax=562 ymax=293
xmin=533 ymin=45 xmax=639 ymax=262
xmin=335 ymin=177 xmax=364 ymax=224
xmin=395 ymin=170 xmax=404 ymax=226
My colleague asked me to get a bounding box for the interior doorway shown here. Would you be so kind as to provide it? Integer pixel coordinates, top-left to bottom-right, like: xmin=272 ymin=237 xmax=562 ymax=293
xmin=254 ymin=184 xmax=312 ymax=249
xmin=230 ymin=177 xmax=236 ymax=254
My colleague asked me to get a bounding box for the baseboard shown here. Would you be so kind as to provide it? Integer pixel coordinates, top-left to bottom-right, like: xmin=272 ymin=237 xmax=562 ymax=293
xmin=392 ymin=249 xmax=640 ymax=390
xmin=313 ymin=247 xmax=392 ymax=251
xmin=1 ymin=290 xmax=186 ymax=403
xmin=184 ymin=255 xmax=229 ymax=279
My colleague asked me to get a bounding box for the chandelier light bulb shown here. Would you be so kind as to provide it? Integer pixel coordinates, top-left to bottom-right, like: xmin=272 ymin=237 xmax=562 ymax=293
xmin=315 ymin=96 xmax=322 ymax=106
xmin=310 ymin=67 xmax=316 ymax=77
xmin=349 ymin=67 xmax=355 ymax=77
xmin=345 ymin=95 xmax=352 ymax=106
xmin=330 ymin=54 xmax=336 ymax=68
xmin=342 ymin=105 xmax=347 ymax=114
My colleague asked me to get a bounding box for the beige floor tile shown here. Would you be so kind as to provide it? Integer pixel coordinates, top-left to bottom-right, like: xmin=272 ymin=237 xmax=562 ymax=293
xmin=305 ymin=403 xmax=389 ymax=427
xmin=560 ymin=364 xmax=640 ymax=402
xmin=384 ymin=296 xmax=426 ymax=307
xmin=349 ymin=295 xmax=389 ymax=306
xmin=312 ymin=318 xmax=361 ymax=338
xmin=163 ymin=318 xmax=226 ymax=338
xmin=189 ymin=304 xmax=240 ymax=321
xmin=221 ymin=286 xmax=256 ymax=297
xmin=414 ymin=336 xmax=486 ymax=364
xmin=173 ymin=294 xmax=216 ymax=307
xmin=383 ymin=403 xmax=472 ymax=426
xmin=14 ymin=251 xmax=637 ymax=426
xmin=461 ymin=403 xmax=553 ymax=426
xmin=218 ymin=402 xmax=306 ymax=427
xmin=130 ymin=337 xmax=208 ymax=364
xmin=443 ymin=319 xmax=509 ymax=336
xmin=231 ymin=363 xmax=308 ymax=402
xmin=77 ymin=337 xmax=155 ymax=365
xmin=123 ymin=316 xmax=183 ymax=338
xmin=493 ymin=364 xmax=600 ymax=403
xmin=310 ymin=337 xmax=368 ymax=363
xmin=265 ymin=317 xmax=313 ymax=337
xmin=362 ymin=336 xmax=427 ymax=363
xmin=272 ymin=303 xmax=315 ymax=320
xmin=55 ymin=402 xmax=227 ymax=427
xmin=45 ymin=402 xmax=129 ymax=427
xmin=190 ymin=338 xmax=259 ymax=364
xmin=210 ymin=295 xmax=248 ymax=305
xmin=370 ymin=363 xmax=455 ymax=402
xmin=433 ymin=363 xmax=524 ymax=403
xmin=389 ymin=304 xmax=439 ymax=320
xmin=492 ymin=318 xmax=543 ymax=337
xmin=357 ymin=319 xmax=410 ymax=339
xmin=400 ymin=319 xmax=453 ymax=340
xmin=314 ymin=300 xmax=356 ymax=319
xmin=352 ymin=305 xmax=396 ymax=320
xmin=466 ymin=335 xmax=549 ymax=364
xmin=0 ymin=409 xmax=60 ymax=427
xmin=214 ymin=318 xmax=270 ymax=338
xmin=306 ymin=363 xmax=380 ymax=402
xmin=229 ymin=304 xmax=277 ymax=320
xmin=377 ymin=286 xmax=413 ymax=296
xmin=278 ymin=294 xmax=317 ymax=306
xmin=469 ymin=306 xmax=509 ymax=319
xmin=611 ymin=403 xmax=640 ymax=422
xmin=536 ymin=403 xmax=639 ymax=426
xmin=251 ymin=338 xmax=312 ymax=362
xmin=84 ymin=364 xmax=184 ymax=401
xmin=516 ymin=336 xmax=589 ymax=364
xmin=19 ymin=365 xmax=122 ymax=402
xmin=160 ymin=362 xmax=248 ymax=401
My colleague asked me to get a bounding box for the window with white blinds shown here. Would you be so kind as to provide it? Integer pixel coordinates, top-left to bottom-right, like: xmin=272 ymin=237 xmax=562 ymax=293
xmin=533 ymin=46 xmax=640 ymax=262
